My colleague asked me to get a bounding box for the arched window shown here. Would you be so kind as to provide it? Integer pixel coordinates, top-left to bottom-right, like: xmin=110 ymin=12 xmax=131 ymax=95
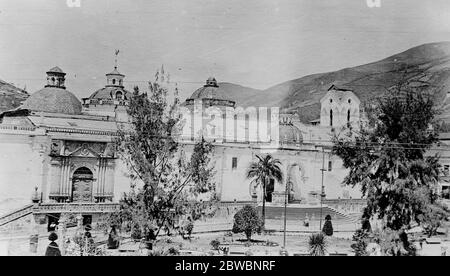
xmin=112 ymin=79 xmax=116 ymax=85
xmin=347 ymin=109 xmax=351 ymax=122
xmin=330 ymin=109 xmax=333 ymax=127
xmin=116 ymin=91 xmax=123 ymax=100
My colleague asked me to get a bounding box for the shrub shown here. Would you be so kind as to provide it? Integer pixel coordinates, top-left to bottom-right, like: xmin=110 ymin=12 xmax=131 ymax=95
xmin=167 ymin=247 xmax=180 ymax=256
xmin=185 ymin=222 xmax=194 ymax=237
xmin=210 ymin=239 xmax=221 ymax=251
xmin=322 ymin=215 xmax=333 ymax=236
xmin=131 ymin=224 xmax=142 ymax=241
xmin=308 ymin=232 xmax=327 ymax=256
xmin=232 ymin=205 xmax=263 ymax=241
xmin=351 ymin=229 xmax=369 ymax=256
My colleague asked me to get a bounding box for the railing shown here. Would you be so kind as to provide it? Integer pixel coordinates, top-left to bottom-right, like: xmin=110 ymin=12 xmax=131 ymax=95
xmin=0 ymin=125 xmax=36 ymax=132
xmin=324 ymin=198 xmax=366 ymax=214
xmin=34 ymin=203 xmax=120 ymax=214
xmin=0 ymin=204 xmax=34 ymax=227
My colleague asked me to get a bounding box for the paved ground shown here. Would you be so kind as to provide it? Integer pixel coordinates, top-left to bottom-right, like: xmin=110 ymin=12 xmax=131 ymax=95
xmin=1 ymin=218 xmax=448 ymax=256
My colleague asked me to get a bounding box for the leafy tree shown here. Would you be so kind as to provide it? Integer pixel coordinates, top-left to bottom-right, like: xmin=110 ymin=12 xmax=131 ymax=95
xmin=115 ymin=67 xmax=217 ymax=241
xmin=246 ymin=155 xmax=283 ymax=227
xmin=333 ymin=77 xmax=449 ymax=251
xmin=232 ymin=205 xmax=263 ymax=241
xmin=322 ymin=214 xmax=333 ymax=236
xmin=308 ymin=232 xmax=327 ymax=256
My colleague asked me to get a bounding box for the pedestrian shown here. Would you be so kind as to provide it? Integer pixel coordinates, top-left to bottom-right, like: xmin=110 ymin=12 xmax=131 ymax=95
xmin=303 ymin=215 xmax=310 ymax=227
xmin=45 ymin=232 xmax=61 ymax=256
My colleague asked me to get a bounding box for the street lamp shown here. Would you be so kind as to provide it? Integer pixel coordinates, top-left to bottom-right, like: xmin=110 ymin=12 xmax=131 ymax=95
xmin=319 ymin=148 xmax=327 ymax=231
xmin=281 ymin=178 xmax=289 ymax=256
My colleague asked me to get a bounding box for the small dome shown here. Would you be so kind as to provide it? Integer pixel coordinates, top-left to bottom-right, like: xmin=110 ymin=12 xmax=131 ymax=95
xmin=22 ymin=87 xmax=82 ymax=115
xmin=186 ymin=77 xmax=235 ymax=107
xmin=47 ymin=66 xmax=65 ymax=75
xmin=88 ymin=87 xmax=130 ymax=101
xmin=106 ymin=67 xmax=124 ymax=77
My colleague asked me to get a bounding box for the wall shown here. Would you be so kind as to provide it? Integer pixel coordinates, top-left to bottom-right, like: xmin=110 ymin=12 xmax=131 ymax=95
xmin=0 ymin=133 xmax=48 ymax=215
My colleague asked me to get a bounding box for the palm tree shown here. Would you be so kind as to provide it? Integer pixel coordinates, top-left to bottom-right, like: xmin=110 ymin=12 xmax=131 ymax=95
xmin=246 ymin=154 xmax=283 ymax=228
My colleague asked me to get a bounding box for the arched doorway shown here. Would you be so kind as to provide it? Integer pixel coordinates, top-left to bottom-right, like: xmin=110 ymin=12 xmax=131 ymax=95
xmin=287 ymin=165 xmax=303 ymax=202
xmin=72 ymin=167 xmax=93 ymax=202
xmin=266 ymin=179 xmax=275 ymax=203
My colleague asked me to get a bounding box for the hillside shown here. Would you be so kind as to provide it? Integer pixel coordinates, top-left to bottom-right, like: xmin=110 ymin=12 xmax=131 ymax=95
xmin=0 ymin=79 xmax=29 ymax=113
xmin=217 ymin=42 xmax=450 ymax=124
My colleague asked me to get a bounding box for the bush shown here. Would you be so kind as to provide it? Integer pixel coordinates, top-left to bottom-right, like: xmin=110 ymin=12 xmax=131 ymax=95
xmin=210 ymin=239 xmax=221 ymax=251
xmin=322 ymin=215 xmax=333 ymax=236
xmin=185 ymin=222 xmax=194 ymax=237
xmin=131 ymin=224 xmax=142 ymax=241
xmin=167 ymin=247 xmax=180 ymax=256
xmin=351 ymin=229 xmax=369 ymax=256
xmin=232 ymin=205 xmax=263 ymax=241
xmin=308 ymin=232 xmax=327 ymax=256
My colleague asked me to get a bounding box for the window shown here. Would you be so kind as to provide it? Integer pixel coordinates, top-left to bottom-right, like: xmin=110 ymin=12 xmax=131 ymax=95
xmin=232 ymin=157 xmax=238 ymax=170
xmin=112 ymin=79 xmax=116 ymax=85
xmin=116 ymin=91 xmax=123 ymax=100
xmin=328 ymin=161 xmax=332 ymax=171
xmin=330 ymin=109 xmax=333 ymax=127
xmin=348 ymin=99 xmax=352 ymax=104
xmin=347 ymin=110 xmax=351 ymax=123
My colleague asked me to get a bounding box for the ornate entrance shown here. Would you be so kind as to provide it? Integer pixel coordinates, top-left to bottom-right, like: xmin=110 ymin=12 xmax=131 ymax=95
xmin=72 ymin=167 xmax=93 ymax=202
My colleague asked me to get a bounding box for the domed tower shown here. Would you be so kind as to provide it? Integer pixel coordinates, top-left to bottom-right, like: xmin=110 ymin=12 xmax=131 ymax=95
xmin=82 ymin=65 xmax=130 ymax=121
xmin=185 ymin=77 xmax=235 ymax=109
xmin=106 ymin=66 xmax=125 ymax=88
xmin=45 ymin=66 xmax=66 ymax=89
xmin=22 ymin=67 xmax=82 ymax=115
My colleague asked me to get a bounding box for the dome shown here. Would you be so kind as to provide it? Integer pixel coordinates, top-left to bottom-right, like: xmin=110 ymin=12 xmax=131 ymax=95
xmin=47 ymin=66 xmax=65 ymax=74
xmin=88 ymin=86 xmax=130 ymax=101
xmin=186 ymin=77 xmax=235 ymax=107
xmin=22 ymin=87 xmax=82 ymax=115
xmin=279 ymin=117 xmax=303 ymax=144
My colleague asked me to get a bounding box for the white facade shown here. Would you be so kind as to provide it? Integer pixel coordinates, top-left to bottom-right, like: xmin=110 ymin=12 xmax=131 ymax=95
xmin=320 ymin=85 xmax=361 ymax=129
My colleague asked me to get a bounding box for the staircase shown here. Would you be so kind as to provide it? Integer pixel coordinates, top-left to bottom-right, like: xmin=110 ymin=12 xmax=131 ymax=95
xmin=0 ymin=204 xmax=34 ymax=227
xmin=260 ymin=205 xmax=357 ymax=223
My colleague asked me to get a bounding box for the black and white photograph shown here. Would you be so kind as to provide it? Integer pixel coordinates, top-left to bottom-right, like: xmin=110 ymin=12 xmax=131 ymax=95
xmin=0 ymin=0 xmax=450 ymax=260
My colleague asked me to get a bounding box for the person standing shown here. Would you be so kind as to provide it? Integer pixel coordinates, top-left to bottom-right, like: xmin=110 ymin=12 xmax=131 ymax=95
xmin=45 ymin=233 xmax=61 ymax=256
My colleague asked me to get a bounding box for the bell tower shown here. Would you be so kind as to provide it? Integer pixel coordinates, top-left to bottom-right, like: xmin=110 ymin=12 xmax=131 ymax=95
xmin=45 ymin=66 xmax=66 ymax=89
xmin=106 ymin=49 xmax=125 ymax=88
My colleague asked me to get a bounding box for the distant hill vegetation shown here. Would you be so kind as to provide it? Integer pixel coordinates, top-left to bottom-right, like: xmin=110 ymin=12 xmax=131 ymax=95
xmin=0 ymin=79 xmax=28 ymax=113
xmin=216 ymin=42 xmax=450 ymax=124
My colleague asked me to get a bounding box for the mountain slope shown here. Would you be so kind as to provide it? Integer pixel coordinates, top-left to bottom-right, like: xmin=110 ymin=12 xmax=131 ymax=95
xmin=217 ymin=42 xmax=450 ymax=123
xmin=0 ymin=79 xmax=29 ymax=113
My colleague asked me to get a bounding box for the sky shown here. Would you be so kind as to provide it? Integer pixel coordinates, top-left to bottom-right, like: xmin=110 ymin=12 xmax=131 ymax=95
xmin=0 ymin=0 xmax=450 ymax=100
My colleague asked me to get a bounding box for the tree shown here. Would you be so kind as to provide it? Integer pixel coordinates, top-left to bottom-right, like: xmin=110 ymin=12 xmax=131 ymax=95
xmin=333 ymin=76 xmax=449 ymax=252
xmin=322 ymin=214 xmax=333 ymax=236
xmin=246 ymin=155 xmax=283 ymax=228
xmin=232 ymin=205 xmax=263 ymax=241
xmin=308 ymin=232 xmax=327 ymax=256
xmin=114 ymin=67 xmax=217 ymax=241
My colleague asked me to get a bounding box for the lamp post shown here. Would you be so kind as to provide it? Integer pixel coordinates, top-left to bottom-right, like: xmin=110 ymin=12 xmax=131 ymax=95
xmin=281 ymin=178 xmax=289 ymax=256
xmin=319 ymin=148 xmax=326 ymax=231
